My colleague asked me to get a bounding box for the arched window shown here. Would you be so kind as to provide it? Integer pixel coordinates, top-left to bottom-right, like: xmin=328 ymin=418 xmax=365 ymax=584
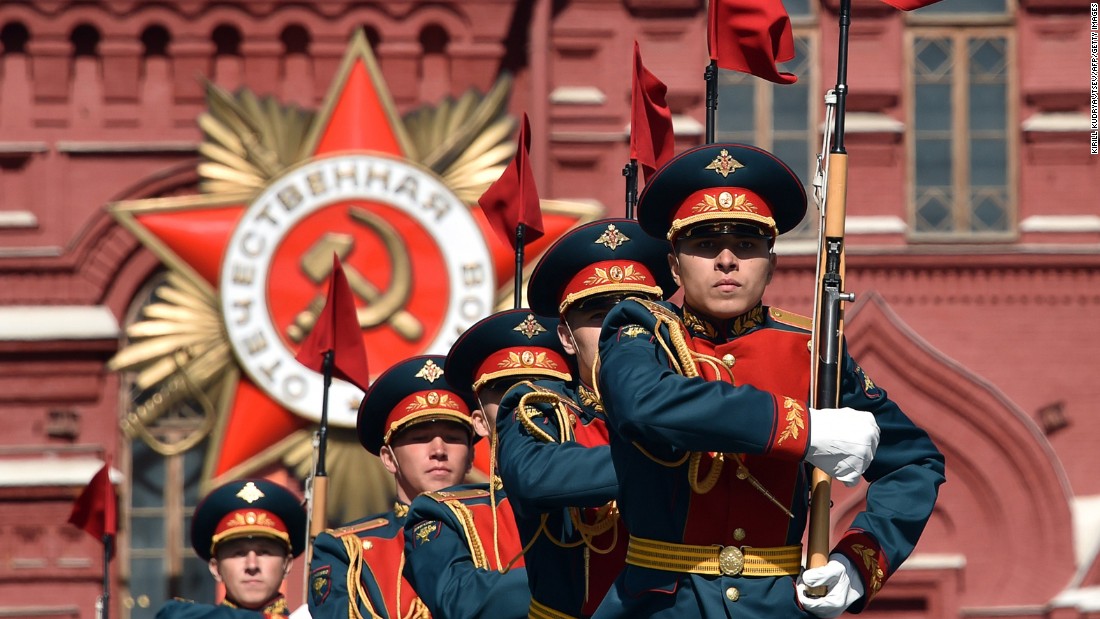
xmin=211 ymin=23 xmax=241 ymax=57
xmin=1 ymin=21 xmax=29 ymax=55
xmin=70 ymin=23 xmax=100 ymax=57
xmin=280 ymin=24 xmax=310 ymax=56
xmin=419 ymin=23 xmax=449 ymax=55
xmin=141 ymin=24 xmax=171 ymax=57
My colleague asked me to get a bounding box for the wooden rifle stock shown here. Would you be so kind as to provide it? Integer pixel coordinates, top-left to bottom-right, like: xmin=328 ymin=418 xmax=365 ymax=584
xmin=806 ymin=152 xmax=852 ymax=595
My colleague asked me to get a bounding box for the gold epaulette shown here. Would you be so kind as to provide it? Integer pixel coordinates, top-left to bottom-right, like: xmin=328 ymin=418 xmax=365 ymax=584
xmin=424 ymin=488 xmax=490 ymax=502
xmin=329 ymin=517 xmax=389 ymax=537
xmin=769 ymin=307 xmax=812 ymax=330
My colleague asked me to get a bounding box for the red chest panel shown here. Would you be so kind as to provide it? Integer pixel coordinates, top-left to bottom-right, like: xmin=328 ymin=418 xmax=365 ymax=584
xmin=680 ymin=328 xmax=812 ymax=546
xmin=571 ymin=414 xmax=610 ymax=448
xmin=359 ymin=528 xmax=419 ymax=618
xmin=462 ymin=498 xmax=527 ymax=569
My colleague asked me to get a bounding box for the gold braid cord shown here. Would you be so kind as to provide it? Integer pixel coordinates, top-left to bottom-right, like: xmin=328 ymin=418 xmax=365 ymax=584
xmin=515 ymin=386 xmax=576 ymax=444
xmin=629 ymin=301 xmax=787 ymax=513
xmin=339 ymin=535 xmax=384 ymax=619
xmin=443 ymin=501 xmax=489 ymax=570
xmin=395 ymin=550 xmax=431 ymax=619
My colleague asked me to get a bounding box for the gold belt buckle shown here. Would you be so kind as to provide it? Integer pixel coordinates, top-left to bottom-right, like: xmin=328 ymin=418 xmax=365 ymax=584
xmin=717 ymin=546 xmax=744 ymax=576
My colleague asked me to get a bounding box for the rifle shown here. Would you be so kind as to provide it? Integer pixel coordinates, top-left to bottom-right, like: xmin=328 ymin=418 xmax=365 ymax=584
xmin=806 ymin=0 xmax=856 ymax=595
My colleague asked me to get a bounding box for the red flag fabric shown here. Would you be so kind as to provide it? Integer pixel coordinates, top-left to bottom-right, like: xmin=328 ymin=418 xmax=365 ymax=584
xmin=879 ymin=0 xmax=943 ymax=9
xmin=630 ymin=41 xmax=676 ymax=179
xmin=68 ymin=457 xmax=117 ymax=541
xmin=478 ymin=113 xmax=544 ymax=250
xmin=708 ymin=0 xmax=798 ymax=85
xmin=294 ymin=255 xmax=371 ymax=391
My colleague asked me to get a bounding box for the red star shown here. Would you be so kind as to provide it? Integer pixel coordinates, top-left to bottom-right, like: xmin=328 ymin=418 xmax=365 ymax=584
xmin=112 ymin=33 xmax=592 ymax=482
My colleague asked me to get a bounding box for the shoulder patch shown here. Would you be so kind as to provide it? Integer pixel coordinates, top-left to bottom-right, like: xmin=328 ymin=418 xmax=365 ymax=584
xmin=330 ymin=516 xmax=389 ymax=537
xmin=411 ymin=520 xmax=441 ymax=547
xmin=425 ymin=488 xmax=490 ymax=502
xmin=769 ymin=307 xmax=812 ymax=330
xmin=310 ymin=565 xmax=332 ymax=607
xmin=618 ymin=324 xmax=651 ymax=339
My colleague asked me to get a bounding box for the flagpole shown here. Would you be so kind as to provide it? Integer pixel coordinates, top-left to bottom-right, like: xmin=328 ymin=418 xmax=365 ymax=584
xmin=100 ymin=534 xmax=112 ymax=619
xmin=704 ymin=60 xmax=718 ymax=144
xmin=513 ymin=223 xmax=525 ymax=309
xmin=623 ymin=160 xmax=638 ymax=219
xmin=309 ymin=351 xmax=332 ymax=540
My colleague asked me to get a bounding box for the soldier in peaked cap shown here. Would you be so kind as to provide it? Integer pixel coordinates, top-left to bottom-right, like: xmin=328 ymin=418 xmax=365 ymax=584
xmin=593 ymin=143 xmax=945 ymax=619
xmin=309 ymin=355 xmax=477 ymax=619
xmin=494 ymin=218 xmax=677 ymax=618
xmin=400 ymin=309 xmax=571 ymax=618
xmin=157 ymin=478 xmax=306 ymax=618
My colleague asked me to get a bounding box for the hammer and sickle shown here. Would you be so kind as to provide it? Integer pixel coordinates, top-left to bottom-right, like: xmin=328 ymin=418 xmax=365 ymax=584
xmin=288 ymin=206 xmax=423 ymax=342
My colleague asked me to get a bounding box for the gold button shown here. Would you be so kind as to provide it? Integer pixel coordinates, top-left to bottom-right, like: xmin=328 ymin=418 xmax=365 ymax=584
xmin=733 ymin=528 xmax=746 ymax=541
xmin=725 ymin=587 xmax=740 ymax=602
xmin=721 ymin=354 xmax=736 ymax=367
xmin=363 ymin=540 xmax=373 ymax=550
xmin=807 ymin=340 xmax=813 ymax=352
xmin=569 ymin=414 xmax=577 ymax=425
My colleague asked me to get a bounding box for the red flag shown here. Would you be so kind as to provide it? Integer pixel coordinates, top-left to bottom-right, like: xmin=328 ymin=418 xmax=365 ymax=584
xmin=68 ymin=457 xmax=117 ymax=541
xmin=630 ymin=42 xmax=676 ymax=179
xmin=294 ymin=255 xmax=371 ymax=391
xmin=708 ymin=0 xmax=797 ymax=85
xmin=879 ymin=0 xmax=943 ymax=9
xmin=478 ymin=113 xmax=544 ymax=250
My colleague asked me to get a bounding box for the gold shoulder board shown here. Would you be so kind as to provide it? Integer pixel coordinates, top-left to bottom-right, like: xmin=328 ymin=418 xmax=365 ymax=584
xmin=425 ymin=488 xmax=490 ymax=502
xmin=769 ymin=307 xmax=812 ymax=330
xmin=330 ymin=517 xmax=389 ymax=537
xmin=635 ymin=298 xmax=676 ymax=320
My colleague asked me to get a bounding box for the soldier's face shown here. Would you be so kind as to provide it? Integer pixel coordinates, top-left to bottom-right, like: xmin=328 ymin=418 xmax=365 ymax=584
xmin=670 ymin=234 xmax=776 ymax=320
xmin=382 ymin=421 xmax=472 ymax=502
xmin=208 ymin=537 xmax=290 ymax=609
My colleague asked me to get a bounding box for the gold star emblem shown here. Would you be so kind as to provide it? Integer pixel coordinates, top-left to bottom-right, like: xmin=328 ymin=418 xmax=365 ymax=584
xmin=595 ymin=224 xmax=631 ymax=250
xmin=705 ymin=149 xmax=744 ymax=177
xmin=236 ymin=481 xmax=265 ymax=504
xmin=514 ymin=314 xmax=547 ymax=339
xmin=415 ymin=359 xmax=444 ymax=383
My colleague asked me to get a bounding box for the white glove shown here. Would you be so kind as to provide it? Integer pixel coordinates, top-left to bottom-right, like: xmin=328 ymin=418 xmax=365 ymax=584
xmin=805 ymin=407 xmax=879 ymax=487
xmin=796 ymin=553 xmax=864 ymax=618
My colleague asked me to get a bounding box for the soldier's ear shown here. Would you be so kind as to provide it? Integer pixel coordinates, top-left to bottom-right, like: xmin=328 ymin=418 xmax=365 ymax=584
xmin=379 ymin=445 xmax=399 ymax=475
xmin=470 ymin=409 xmax=490 ymax=439
xmin=765 ymin=252 xmax=777 ymax=284
xmin=557 ymin=323 xmax=577 ymax=356
xmin=667 ymin=252 xmax=682 ymax=287
xmin=208 ymin=558 xmax=222 ymax=582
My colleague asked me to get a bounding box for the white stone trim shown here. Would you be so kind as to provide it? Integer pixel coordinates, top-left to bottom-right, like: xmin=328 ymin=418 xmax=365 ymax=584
xmin=1020 ymin=215 xmax=1100 ymax=233
xmin=0 ymin=458 xmax=123 ymax=487
xmin=897 ymin=553 xmax=967 ymax=570
xmin=1021 ymin=112 xmax=1093 ymax=133
xmin=0 ymin=306 xmax=119 ymax=341
xmin=0 ymin=211 xmax=37 ymax=229
xmin=549 ymin=86 xmax=607 ymax=105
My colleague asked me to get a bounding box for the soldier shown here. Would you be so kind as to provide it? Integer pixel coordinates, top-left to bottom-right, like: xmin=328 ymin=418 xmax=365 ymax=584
xmin=593 ymin=143 xmax=946 ymax=618
xmin=494 ymin=219 xmax=677 ymax=618
xmin=400 ymin=309 xmax=570 ymax=617
xmin=157 ymin=478 xmax=307 ymax=619
xmin=309 ymin=355 xmax=475 ymax=619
